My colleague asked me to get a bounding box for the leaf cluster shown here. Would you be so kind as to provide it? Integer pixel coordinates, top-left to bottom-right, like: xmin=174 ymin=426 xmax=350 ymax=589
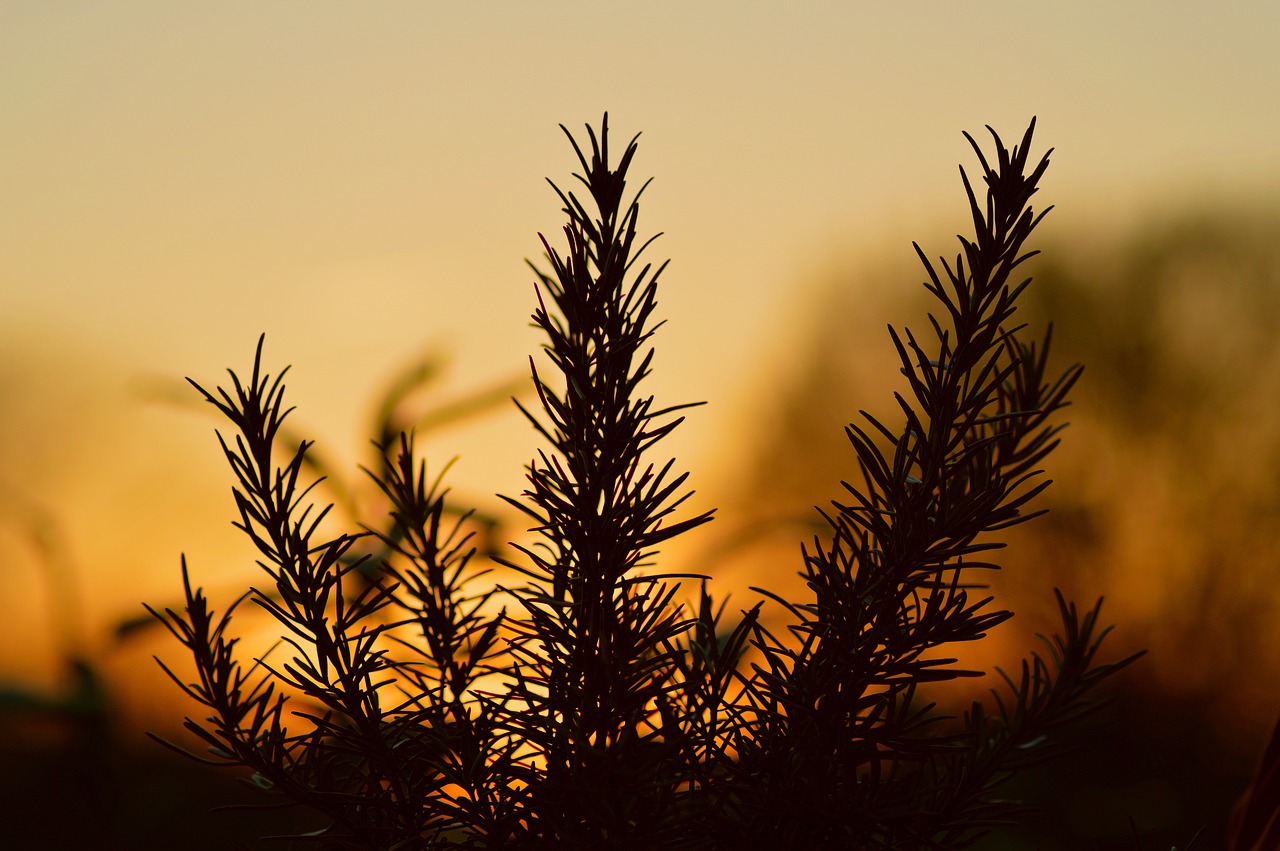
xmin=150 ymin=115 xmax=1139 ymax=850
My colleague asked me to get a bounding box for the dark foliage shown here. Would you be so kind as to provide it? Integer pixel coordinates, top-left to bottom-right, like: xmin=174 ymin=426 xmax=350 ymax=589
xmin=149 ymin=115 xmax=1139 ymax=849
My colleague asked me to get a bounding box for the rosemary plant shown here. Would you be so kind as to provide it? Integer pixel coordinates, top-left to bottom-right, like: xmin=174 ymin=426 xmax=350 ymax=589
xmin=149 ymin=115 xmax=1138 ymax=850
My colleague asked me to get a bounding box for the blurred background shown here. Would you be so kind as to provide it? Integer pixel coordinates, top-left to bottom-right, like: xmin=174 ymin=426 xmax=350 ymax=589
xmin=3 ymin=2 xmax=1279 ymax=848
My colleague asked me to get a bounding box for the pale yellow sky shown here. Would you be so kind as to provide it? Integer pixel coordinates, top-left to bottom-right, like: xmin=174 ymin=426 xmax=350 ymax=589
xmin=1 ymin=1 xmax=1278 ymax=702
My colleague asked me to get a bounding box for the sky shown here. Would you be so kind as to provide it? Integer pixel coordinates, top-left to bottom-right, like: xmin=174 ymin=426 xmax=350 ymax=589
xmin=2 ymin=1 xmax=1278 ymax=717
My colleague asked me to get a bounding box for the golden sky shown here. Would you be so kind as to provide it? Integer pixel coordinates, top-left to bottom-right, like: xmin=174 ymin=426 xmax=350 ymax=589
xmin=2 ymin=2 xmax=1278 ymax=720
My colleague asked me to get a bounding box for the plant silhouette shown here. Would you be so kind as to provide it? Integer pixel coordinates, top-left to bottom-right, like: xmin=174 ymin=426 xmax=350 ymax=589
xmin=149 ymin=115 xmax=1139 ymax=849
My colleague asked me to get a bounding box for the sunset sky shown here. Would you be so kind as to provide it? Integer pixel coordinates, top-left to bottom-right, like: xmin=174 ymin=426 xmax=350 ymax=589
xmin=2 ymin=2 xmax=1278 ymax=720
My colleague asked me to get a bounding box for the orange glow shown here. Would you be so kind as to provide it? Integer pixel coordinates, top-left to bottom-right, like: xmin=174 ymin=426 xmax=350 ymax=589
xmin=4 ymin=6 xmax=1280 ymax=846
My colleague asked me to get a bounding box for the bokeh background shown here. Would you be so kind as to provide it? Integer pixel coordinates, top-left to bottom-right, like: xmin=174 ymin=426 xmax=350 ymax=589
xmin=3 ymin=3 xmax=1279 ymax=848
